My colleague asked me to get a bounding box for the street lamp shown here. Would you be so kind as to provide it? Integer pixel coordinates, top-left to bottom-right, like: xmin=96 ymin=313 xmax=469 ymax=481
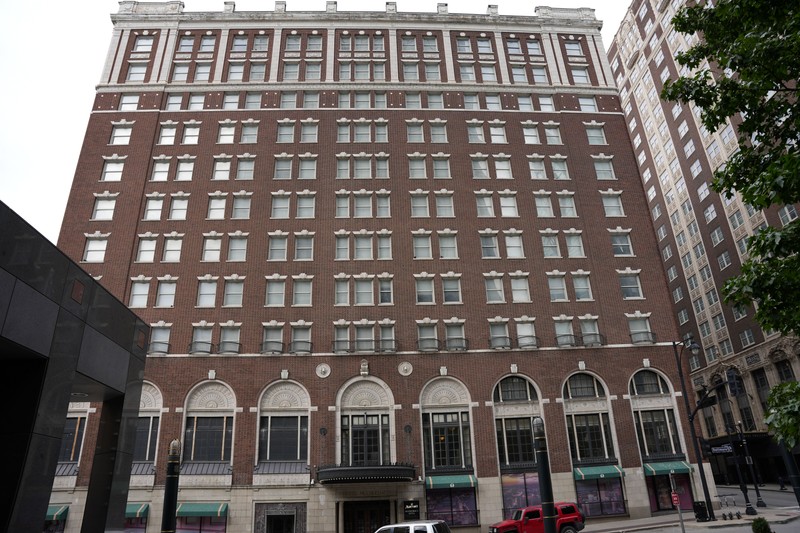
xmin=672 ymin=339 xmax=716 ymax=521
xmin=533 ymin=417 xmax=556 ymax=533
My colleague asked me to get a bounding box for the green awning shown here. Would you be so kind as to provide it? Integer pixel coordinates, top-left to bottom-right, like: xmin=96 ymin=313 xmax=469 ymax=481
xmin=176 ymin=502 xmax=228 ymax=517
xmin=644 ymin=461 xmax=693 ymax=476
xmin=46 ymin=505 xmax=69 ymax=521
xmin=426 ymin=475 xmax=477 ymax=489
xmin=126 ymin=503 xmax=149 ymax=518
xmin=573 ymin=465 xmax=625 ymax=481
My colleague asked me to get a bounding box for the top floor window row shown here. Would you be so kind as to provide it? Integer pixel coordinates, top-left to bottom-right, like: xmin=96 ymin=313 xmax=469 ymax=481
xmin=120 ymin=87 xmax=596 ymax=113
xmin=339 ymin=33 xmax=385 ymax=52
xmin=133 ymin=30 xmax=581 ymax=64
xmin=284 ymin=33 xmax=323 ymax=52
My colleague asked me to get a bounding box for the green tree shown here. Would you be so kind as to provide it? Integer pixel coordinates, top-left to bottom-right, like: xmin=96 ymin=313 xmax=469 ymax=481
xmin=661 ymin=0 xmax=800 ymax=335
xmin=765 ymin=381 xmax=800 ymax=449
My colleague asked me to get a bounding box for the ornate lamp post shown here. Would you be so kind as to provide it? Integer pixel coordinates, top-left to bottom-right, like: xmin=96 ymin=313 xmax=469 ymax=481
xmin=161 ymin=439 xmax=181 ymax=533
xmin=533 ymin=417 xmax=556 ymax=533
xmin=672 ymin=339 xmax=716 ymax=521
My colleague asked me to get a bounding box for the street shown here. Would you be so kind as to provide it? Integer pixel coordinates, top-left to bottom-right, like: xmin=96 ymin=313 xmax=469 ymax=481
xmin=715 ymin=486 xmax=799 ymax=509
xmin=584 ymin=487 xmax=799 ymax=533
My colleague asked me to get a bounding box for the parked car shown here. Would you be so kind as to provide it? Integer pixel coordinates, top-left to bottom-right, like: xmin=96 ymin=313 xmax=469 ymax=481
xmin=489 ymin=502 xmax=585 ymax=533
xmin=375 ymin=520 xmax=452 ymax=533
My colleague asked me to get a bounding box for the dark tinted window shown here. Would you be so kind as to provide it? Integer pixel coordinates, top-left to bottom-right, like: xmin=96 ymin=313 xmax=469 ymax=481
xmin=559 ymin=505 xmax=576 ymax=514
xmin=432 ymin=523 xmax=452 ymax=533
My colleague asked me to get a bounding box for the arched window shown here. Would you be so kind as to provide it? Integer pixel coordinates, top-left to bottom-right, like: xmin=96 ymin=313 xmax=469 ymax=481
xmin=183 ymin=382 xmax=236 ymax=463
xmin=493 ymin=376 xmax=539 ymax=468
xmin=134 ymin=382 xmax=162 ymax=463
xmin=563 ymin=373 xmax=605 ymax=399
xmin=257 ymin=381 xmax=310 ymax=464
xmin=421 ymin=377 xmax=478 ymax=526
xmin=562 ymin=373 xmax=624 ymax=518
xmin=494 ymin=376 xmax=538 ymax=403
xmin=338 ymin=378 xmax=395 ymax=467
xmin=629 ymin=370 xmax=681 ymax=459
xmin=493 ymin=376 xmax=542 ymax=517
xmin=629 ymin=370 xmax=670 ymax=395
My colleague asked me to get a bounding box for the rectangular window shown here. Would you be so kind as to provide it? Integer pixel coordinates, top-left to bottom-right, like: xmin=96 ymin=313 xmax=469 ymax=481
xmin=196 ymin=280 xmax=217 ymax=307
xmin=619 ymin=274 xmax=643 ymax=299
xmin=544 ymin=126 xmax=562 ymax=144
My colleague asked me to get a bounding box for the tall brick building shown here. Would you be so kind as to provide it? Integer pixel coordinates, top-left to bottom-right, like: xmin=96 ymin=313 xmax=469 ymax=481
xmin=608 ymin=0 xmax=799 ymax=489
xmin=50 ymin=1 xmax=715 ymax=531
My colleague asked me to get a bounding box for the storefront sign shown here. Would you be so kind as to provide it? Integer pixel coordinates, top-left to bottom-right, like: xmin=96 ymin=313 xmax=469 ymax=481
xmin=404 ymin=500 xmax=420 ymax=521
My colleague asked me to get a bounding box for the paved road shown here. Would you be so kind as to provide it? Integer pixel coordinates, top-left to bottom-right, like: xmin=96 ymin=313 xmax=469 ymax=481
xmin=654 ymin=523 xmax=799 ymax=533
xmin=716 ymin=486 xmax=799 ymax=509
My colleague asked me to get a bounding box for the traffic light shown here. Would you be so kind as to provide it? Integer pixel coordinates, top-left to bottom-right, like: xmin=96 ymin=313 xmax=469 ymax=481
xmin=700 ymin=438 xmax=713 ymax=458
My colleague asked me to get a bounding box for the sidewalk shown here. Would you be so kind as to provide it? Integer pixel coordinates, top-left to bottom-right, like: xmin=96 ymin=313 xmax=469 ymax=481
xmin=583 ymin=484 xmax=800 ymax=533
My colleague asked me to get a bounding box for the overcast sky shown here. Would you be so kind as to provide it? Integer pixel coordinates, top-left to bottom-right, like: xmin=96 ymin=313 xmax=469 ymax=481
xmin=0 ymin=0 xmax=629 ymax=244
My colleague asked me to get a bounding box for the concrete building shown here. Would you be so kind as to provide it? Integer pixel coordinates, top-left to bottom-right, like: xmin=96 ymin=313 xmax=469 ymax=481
xmin=607 ymin=0 xmax=799 ymax=488
xmin=51 ymin=1 xmax=719 ymax=531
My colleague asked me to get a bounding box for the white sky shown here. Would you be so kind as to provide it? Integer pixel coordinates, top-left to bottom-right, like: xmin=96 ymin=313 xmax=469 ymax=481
xmin=0 ymin=0 xmax=629 ymax=243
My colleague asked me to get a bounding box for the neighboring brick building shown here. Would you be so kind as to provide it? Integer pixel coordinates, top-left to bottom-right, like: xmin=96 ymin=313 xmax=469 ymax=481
xmin=608 ymin=0 xmax=799 ymax=488
xmin=51 ymin=1 xmax=715 ymax=531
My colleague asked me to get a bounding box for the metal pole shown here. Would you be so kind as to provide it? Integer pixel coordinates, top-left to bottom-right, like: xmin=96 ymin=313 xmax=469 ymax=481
xmin=737 ymin=422 xmax=765 ymax=507
xmin=533 ymin=417 xmax=556 ymax=533
xmin=727 ymin=424 xmax=756 ymax=515
xmin=672 ymin=341 xmax=716 ymax=521
xmin=670 ymin=473 xmax=686 ymax=533
xmin=161 ymin=439 xmax=181 ymax=533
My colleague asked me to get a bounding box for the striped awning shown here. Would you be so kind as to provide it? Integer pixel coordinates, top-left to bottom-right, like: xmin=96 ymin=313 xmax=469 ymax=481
xmin=573 ymin=465 xmax=625 ymax=480
xmin=425 ymin=474 xmax=478 ymax=489
xmin=176 ymin=502 xmax=228 ymax=517
xmin=45 ymin=505 xmax=69 ymax=521
xmin=126 ymin=503 xmax=149 ymax=518
xmin=643 ymin=461 xmax=692 ymax=476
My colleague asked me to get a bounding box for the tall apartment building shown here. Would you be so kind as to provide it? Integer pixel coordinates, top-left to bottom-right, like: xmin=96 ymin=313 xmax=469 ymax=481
xmin=50 ymin=1 xmax=714 ymax=531
xmin=608 ymin=0 xmax=800 ymax=488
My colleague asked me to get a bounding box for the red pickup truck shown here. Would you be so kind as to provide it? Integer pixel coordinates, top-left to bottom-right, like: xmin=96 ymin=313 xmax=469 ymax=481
xmin=489 ymin=502 xmax=585 ymax=533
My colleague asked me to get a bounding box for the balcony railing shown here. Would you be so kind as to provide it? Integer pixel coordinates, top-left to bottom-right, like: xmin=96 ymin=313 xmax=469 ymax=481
xmin=289 ymin=341 xmax=313 ymax=354
xmin=445 ymin=337 xmax=469 ymax=351
xmin=489 ymin=336 xmax=513 ymax=349
xmin=516 ymin=335 xmax=540 ymax=349
xmin=417 ymin=338 xmax=440 ymax=352
xmin=376 ymin=339 xmax=398 ymax=353
xmin=581 ymin=333 xmax=606 ymax=347
xmin=556 ymin=334 xmax=580 ymax=347
xmin=147 ymin=341 xmax=170 ymax=354
xmin=631 ymin=331 xmax=657 ymax=344
xmin=332 ymin=340 xmax=385 ymax=353
xmin=188 ymin=341 xmax=213 ymax=354
xmin=260 ymin=341 xmax=285 ymax=354
xmin=217 ymin=341 xmax=241 ymax=354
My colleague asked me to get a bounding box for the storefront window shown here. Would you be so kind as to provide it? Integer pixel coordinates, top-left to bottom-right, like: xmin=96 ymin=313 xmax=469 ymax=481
xmin=576 ymin=478 xmax=626 ymax=517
